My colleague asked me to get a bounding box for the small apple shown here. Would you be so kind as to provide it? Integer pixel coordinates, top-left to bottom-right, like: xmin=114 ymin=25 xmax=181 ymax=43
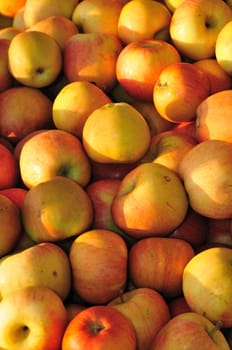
xmin=215 ymin=20 xmax=232 ymax=75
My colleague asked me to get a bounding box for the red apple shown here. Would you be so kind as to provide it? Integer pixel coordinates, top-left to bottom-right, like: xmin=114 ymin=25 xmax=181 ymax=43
xmin=0 ymin=143 xmax=19 ymax=190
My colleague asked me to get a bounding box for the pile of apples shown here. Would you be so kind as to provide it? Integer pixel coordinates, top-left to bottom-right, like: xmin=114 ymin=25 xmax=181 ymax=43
xmin=0 ymin=0 xmax=232 ymax=349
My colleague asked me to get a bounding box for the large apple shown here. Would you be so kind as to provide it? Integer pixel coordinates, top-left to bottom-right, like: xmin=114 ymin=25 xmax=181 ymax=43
xmin=116 ymin=39 xmax=181 ymax=102
xmin=0 ymin=286 xmax=68 ymax=350
xmin=215 ymin=20 xmax=232 ymax=75
xmin=109 ymin=287 xmax=171 ymax=350
xmin=149 ymin=311 xmax=230 ymax=350
xmin=8 ymin=30 xmax=63 ymax=88
xmin=183 ymin=246 xmax=232 ymax=328
xmin=128 ymin=237 xmax=195 ymax=298
xmin=0 ymin=242 xmax=72 ymax=301
xmin=62 ymin=305 xmax=137 ymax=350
xmin=111 ymin=162 xmax=189 ymax=238
xmin=169 ymin=0 xmax=232 ymax=60
xmin=69 ymin=229 xmax=128 ymax=304
xmin=19 ymin=129 xmax=92 ymax=188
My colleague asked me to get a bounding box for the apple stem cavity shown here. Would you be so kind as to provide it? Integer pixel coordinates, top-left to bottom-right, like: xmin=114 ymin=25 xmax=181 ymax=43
xmin=91 ymin=322 xmax=105 ymax=335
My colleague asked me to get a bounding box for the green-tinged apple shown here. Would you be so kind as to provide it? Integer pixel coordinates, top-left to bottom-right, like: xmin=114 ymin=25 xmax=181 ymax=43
xmin=109 ymin=287 xmax=171 ymax=350
xmin=0 ymin=193 xmax=21 ymax=257
xmin=0 ymin=143 xmax=19 ymax=189
xmin=195 ymin=90 xmax=232 ymax=142
xmin=111 ymin=162 xmax=189 ymax=238
xmin=62 ymin=305 xmax=137 ymax=350
xmin=0 ymin=0 xmax=26 ymax=17
xmin=82 ymin=102 xmax=151 ymax=163
xmin=0 ymin=242 xmax=72 ymax=301
xmin=207 ymin=218 xmax=232 ymax=247
xmin=169 ymin=0 xmax=232 ymax=60
xmin=69 ymin=229 xmax=128 ymax=304
xmin=215 ymin=20 xmax=232 ymax=75
xmin=150 ymin=312 xmax=230 ymax=350
xmin=52 ymin=81 xmax=111 ymax=139
xmin=129 ymin=237 xmax=195 ymax=298
xmin=0 ymin=187 xmax=27 ymax=209
xmin=183 ymin=246 xmax=232 ymax=328
xmin=72 ymin=0 xmax=123 ymax=36
xmin=153 ymin=62 xmax=211 ymax=123
xmin=22 ymin=176 xmax=93 ymax=243
xmin=0 ymin=86 xmax=53 ymax=143
xmin=116 ymin=39 xmax=181 ymax=102
xmin=168 ymin=296 xmax=191 ymax=317
xmin=179 ymin=139 xmax=232 ymax=219
xmin=117 ymin=0 xmax=171 ymax=44
xmin=141 ymin=129 xmax=197 ymax=175
xmin=8 ymin=30 xmax=63 ymax=88
xmin=0 ymin=286 xmax=68 ymax=350
xmin=63 ymin=32 xmax=123 ymax=92
xmin=19 ymin=129 xmax=92 ymax=188
xmin=0 ymin=38 xmax=12 ymax=92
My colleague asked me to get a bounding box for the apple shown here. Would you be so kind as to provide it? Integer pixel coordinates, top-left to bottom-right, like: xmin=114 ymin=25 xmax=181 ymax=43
xmin=0 ymin=187 xmax=27 ymax=209
xmin=116 ymin=39 xmax=181 ymax=102
xmin=22 ymin=176 xmax=93 ymax=243
xmin=0 ymin=38 xmax=12 ymax=92
xmin=65 ymin=303 xmax=87 ymax=323
xmin=69 ymin=229 xmax=128 ymax=304
xmin=153 ymin=62 xmax=211 ymax=123
xmin=169 ymin=0 xmax=232 ymax=60
xmin=0 ymin=143 xmax=19 ymax=189
xmin=128 ymin=237 xmax=195 ymax=298
xmin=62 ymin=305 xmax=137 ymax=350
xmin=12 ymin=6 xmax=25 ymax=29
xmin=11 ymin=230 xmax=36 ymax=253
xmin=183 ymin=246 xmax=232 ymax=328
xmin=164 ymin=0 xmax=185 ymax=12
xmin=172 ymin=120 xmax=197 ymax=140
xmin=0 ymin=286 xmax=68 ymax=350
xmin=90 ymin=159 xmax=139 ymax=181
xmin=0 ymin=26 xmax=23 ymax=40
xmin=109 ymin=287 xmax=171 ymax=350
xmin=82 ymin=102 xmax=151 ymax=163
xmin=179 ymin=139 xmax=232 ymax=219
xmin=215 ymin=20 xmax=232 ymax=75
xmin=0 ymin=242 xmax=72 ymax=301
xmin=8 ymin=30 xmax=63 ymax=88
xmin=0 ymin=0 xmax=26 ymax=17
xmin=207 ymin=218 xmax=232 ymax=247
xmin=111 ymin=162 xmax=189 ymax=239
xmin=19 ymin=129 xmax=92 ymax=188
xmin=63 ymin=32 xmax=123 ymax=92
xmin=195 ymin=90 xmax=232 ymax=142
xmin=52 ymin=80 xmax=112 ymax=139
xmin=117 ymin=0 xmax=172 ymax=44
xmin=149 ymin=311 xmax=230 ymax=350
xmin=0 ymin=86 xmax=53 ymax=143
xmin=72 ymin=0 xmax=123 ymax=36
xmin=168 ymin=295 xmax=192 ymax=317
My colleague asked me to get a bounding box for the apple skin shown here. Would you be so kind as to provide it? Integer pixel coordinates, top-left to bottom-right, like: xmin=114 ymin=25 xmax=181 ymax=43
xmin=0 ymin=0 xmax=26 ymax=17
xmin=0 ymin=27 xmax=23 ymax=40
xmin=108 ymin=287 xmax=171 ymax=350
xmin=0 ymin=187 xmax=27 ymax=209
xmin=62 ymin=305 xmax=137 ymax=350
xmin=149 ymin=312 xmax=230 ymax=350
xmin=0 ymin=38 xmax=12 ymax=92
xmin=128 ymin=237 xmax=195 ymax=298
xmin=90 ymin=160 xmax=139 ymax=181
xmin=111 ymin=162 xmax=189 ymax=238
xmin=168 ymin=296 xmax=192 ymax=317
xmin=207 ymin=218 xmax=232 ymax=247
xmin=69 ymin=229 xmax=128 ymax=305
xmin=215 ymin=20 xmax=232 ymax=75
xmin=0 ymin=242 xmax=72 ymax=301
xmin=169 ymin=0 xmax=232 ymax=60
xmin=0 ymin=143 xmax=19 ymax=189
xmin=0 ymin=286 xmax=68 ymax=350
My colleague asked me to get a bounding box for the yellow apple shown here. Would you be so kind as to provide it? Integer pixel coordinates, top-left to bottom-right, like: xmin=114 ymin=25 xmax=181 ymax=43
xmin=215 ymin=20 xmax=232 ymax=75
xmin=82 ymin=102 xmax=151 ymax=163
xmin=8 ymin=30 xmax=63 ymax=88
xmin=170 ymin=0 xmax=232 ymax=60
xmin=0 ymin=0 xmax=26 ymax=18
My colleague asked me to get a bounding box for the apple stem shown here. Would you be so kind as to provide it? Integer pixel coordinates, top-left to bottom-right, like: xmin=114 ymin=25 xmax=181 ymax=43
xmin=119 ymin=289 xmax=125 ymax=303
xmin=208 ymin=320 xmax=223 ymax=338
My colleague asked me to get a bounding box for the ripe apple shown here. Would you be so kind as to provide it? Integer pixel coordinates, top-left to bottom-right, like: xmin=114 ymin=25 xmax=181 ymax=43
xmin=0 ymin=286 xmax=68 ymax=350
xmin=72 ymin=0 xmax=123 ymax=36
xmin=164 ymin=0 xmax=185 ymax=12
xmin=63 ymin=32 xmax=123 ymax=92
xmin=195 ymin=90 xmax=232 ymax=142
xmin=153 ymin=62 xmax=211 ymax=123
xmin=0 ymin=86 xmax=53 ymax=143
xmin=52 ymin=81 xmax=111 ymax=139
xmin=0 ymin=143 xmax=19 ymax=189
xmin=215 ymin=20 xmax=232 ymax=75
xmin=0 ymin=242 xmax=72 ymax=301
xmin=109 ymin=287 xmax=171 ymax=350
xmin=19 ymin=129 xmax=92 ymax=188
xmin=129 ymin=237 xmax=195 ymax=298
xmin=117 ymin=0 xmax=171 ymax=44
xmin=0 ymin=187 xmax=27 ymax=209
xmin=169 ymin=0 xmax=232 ymax=60
xmin=0 ymin=38 xmax=12 ymax=92
xmin=149 ymin=311 xmax=230 ymax=350
xmin=62 ymin=305 xmax=137 ymax=350
xmin=116 ymin=39 xmax=181 ymax=102
xmin=69 ymin=229 xmax=128 ymax=304
xmin=183 ymin=246 xmax=232 ymax=328
xmin=8 ymin=30 xmax=63 ymax=88
xmin=82 ymin=102 xmax=151 ymax=163
xmin=111 ymin=162 xmax=189 ymax=238
xmin=172 ymin=120 xmax=197 ymax=140
xmin=0 ymin=0 xmax=26 ymax=17
xmin=179 ymin=139 xmax=232 ymax=219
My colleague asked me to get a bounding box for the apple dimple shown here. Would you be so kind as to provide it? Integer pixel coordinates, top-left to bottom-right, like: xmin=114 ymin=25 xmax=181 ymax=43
xmin=13 ymin=324 xmax=30 ymax=342
xmin=90 ymin=321 xmax=105 ymax=334
xmin=36 ymin=67 xmax=44 ymax=74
